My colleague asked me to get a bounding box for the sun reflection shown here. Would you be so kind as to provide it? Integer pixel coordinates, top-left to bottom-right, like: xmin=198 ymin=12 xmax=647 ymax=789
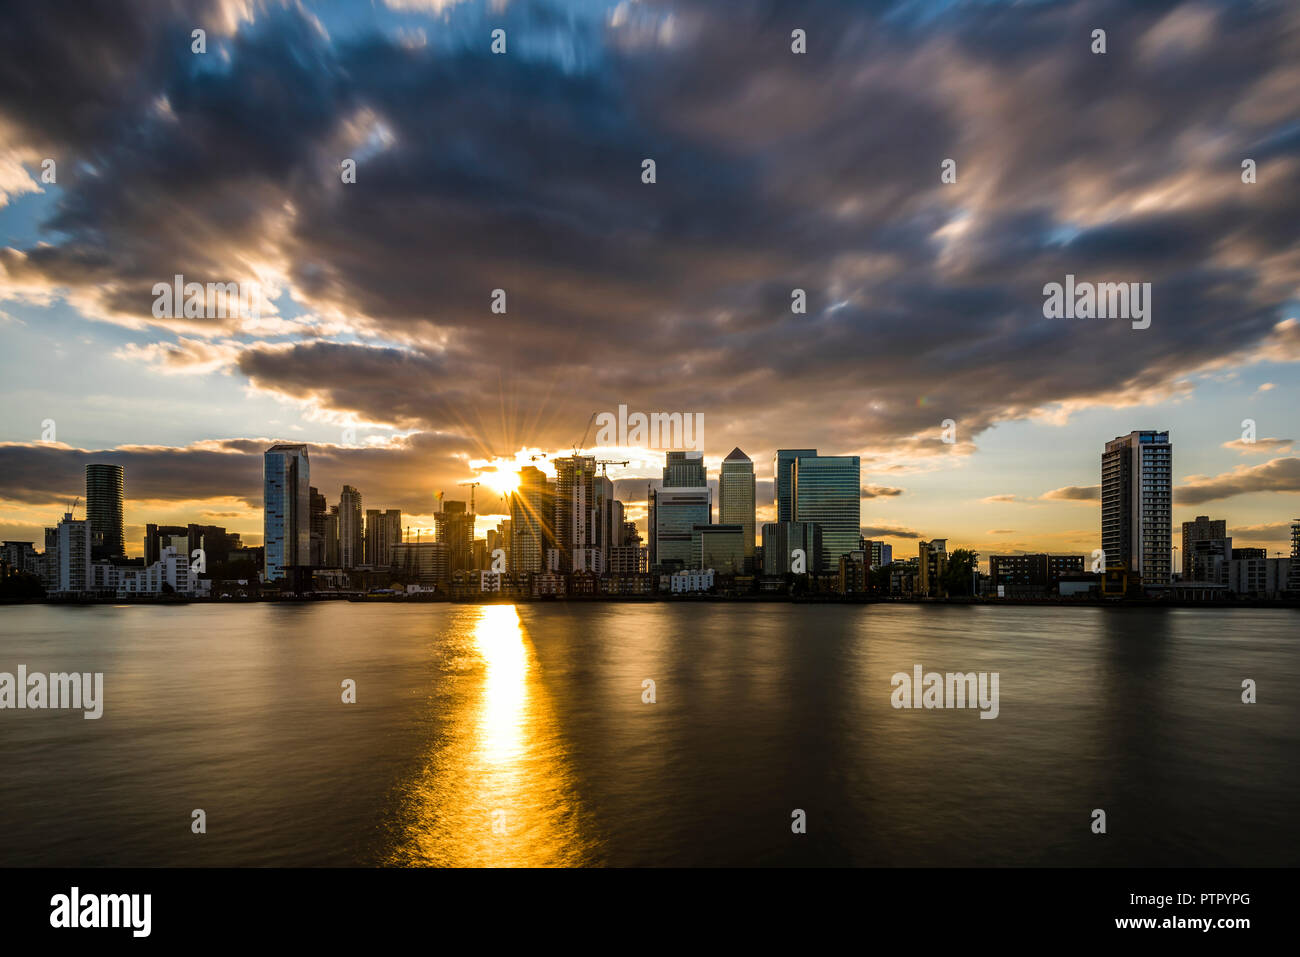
xmin=384 ymin=605 xmax=598 ymax=866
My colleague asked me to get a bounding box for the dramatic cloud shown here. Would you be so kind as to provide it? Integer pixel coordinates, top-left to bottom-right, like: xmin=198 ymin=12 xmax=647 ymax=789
xmin=0 ymin=0 xmax=1296 ymax=465
xmin=1177 ymin=457 xmax=1300 ymax=505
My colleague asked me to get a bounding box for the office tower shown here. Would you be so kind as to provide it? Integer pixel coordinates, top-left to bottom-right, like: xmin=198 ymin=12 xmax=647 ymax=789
xmin=693 ymin=524 xmax=745 ymax=574
xmin=863 ymin=540 xmax=893 ymax=568
xmin=594 ymin=473 xmax=622 ymax=569
xmin=719 ymin=448 xmax=756 ymax=570
xmin=85 ymin=463 xmax=125 ymax=559
xmin=510 ymin=466 xmax=554 ymax=576
xmin=773 ymin=449 xmax=817 ymax=522
xmin=652 ymin=486 xmax=712 ymax=570
xmin=51 ymin=511 xmax=92 ymax=594
xmin=663 ymin=450 xmax=706 ymax=488
xmin=792 ymin=455 xmax=861 ymax=571
xmin=309 ymin=487 xmax=327 ymax=567
xmin=554 ymin=455 xmax=598 ymax=572
xmin=1102 ymin=430 xmax=1172 ymax=584
xmin=1181 ymin=515 xmax=1227 ymax=581
xmin=918 ymin=539 xmax=949 ymax=597
xmin=365 ymin=508 xmax=401 ymax=567
xmin=263 ymin=444 xmax=310 ymax=581
xmin=435 ymin=500 xmax=475 ymax=573
xmin=324 ymin=505 xmax=340 ymax=566
xmin=338 ymin=485 xmax=364 ymax=569
xmin=1 ymin=541 xmax=39 ymax=576
xmin=760 ymin=521 xmax=822 ymax=574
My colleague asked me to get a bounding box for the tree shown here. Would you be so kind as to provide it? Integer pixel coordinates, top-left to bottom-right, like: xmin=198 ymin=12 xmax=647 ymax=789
xmin=942 ymin=549 xmax=979 ymax=597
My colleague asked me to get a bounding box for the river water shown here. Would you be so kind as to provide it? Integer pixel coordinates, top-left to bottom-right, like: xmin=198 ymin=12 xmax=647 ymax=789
xmin=0 ymin=602 xmax=1295 ymax=866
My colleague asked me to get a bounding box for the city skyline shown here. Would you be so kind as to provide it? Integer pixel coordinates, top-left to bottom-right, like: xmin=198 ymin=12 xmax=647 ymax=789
xmin=1 ymin=0 xmax=1298 ymax=566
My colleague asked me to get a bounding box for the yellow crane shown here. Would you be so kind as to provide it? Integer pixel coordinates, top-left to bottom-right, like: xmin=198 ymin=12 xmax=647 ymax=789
xmin=458 ymin=480 xmax=481 ymax=513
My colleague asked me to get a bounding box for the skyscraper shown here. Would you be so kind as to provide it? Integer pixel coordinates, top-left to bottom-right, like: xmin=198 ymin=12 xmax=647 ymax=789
xmin=1102 ymin=430 xmax=1172 ymax=584
xmin=435 ymin=500 xmax=475 ymax=573
xmin=773 ymin=449 xmax=816 ymax=522
xmin=85 ymin=463 xmax=125 ymax=559
xmin=662 ymin=451 xmax=706 ymax=487
xmin=719 ymin=448 xmax=756 ymax=570
xmin=510 ymin=465 xmax=554 ymax=576
xmin=792 ymin=455 xmax=861 ymax=571
xmin=554 ymin=455 xmax=598 ymax=572
xmin=263 ymin=444 xmax=310 ymax=581
xmin=309 ymin=486 xmax=327 ymax=567
xmin=365 ymin=508 xmax=402 ymax=567
xmin=338 ymin=485 xmax=364 ymax=569
xmin=651 ymin=486 xmax=711 ymax=570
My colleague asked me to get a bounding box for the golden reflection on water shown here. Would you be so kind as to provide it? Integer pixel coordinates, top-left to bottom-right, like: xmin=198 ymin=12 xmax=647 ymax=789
xmin=385 ymin=605 xmax=597 ymax=866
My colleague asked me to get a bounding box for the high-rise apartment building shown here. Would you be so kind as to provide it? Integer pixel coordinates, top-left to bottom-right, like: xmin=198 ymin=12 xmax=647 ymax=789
xmin=719 ymin=448 xmax=756 ymax=571
xmin=365 ymin=508 xmax=402 ymax=568
xmin=435 ymin=500 xmax=475 ymax=573
xmin=792 ymin=455 xmax=861 ymax=572
xmin=263 ymin=444 xmax=310 ymax=581
xmin=554 ymin=455 xmax=598 ymax=573
xmin=85 ymin=463 xmax=125 ymax=559
xmin=338 ymin=485 xmax=364 ymax=569
xmin=1102 ymin=430 xmax=1172 ymax=584
xmin=309 ymin=487 xmax=327 ymax=567
xmin=510 ymin=466 xmax=554 ymax=576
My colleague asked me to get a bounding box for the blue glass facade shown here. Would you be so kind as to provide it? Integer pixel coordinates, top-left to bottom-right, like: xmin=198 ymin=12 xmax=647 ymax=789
xmin=792 ymin=455 xmax=860 ymax=572
xmin=263 ymin=444 xmax=311 ymax=581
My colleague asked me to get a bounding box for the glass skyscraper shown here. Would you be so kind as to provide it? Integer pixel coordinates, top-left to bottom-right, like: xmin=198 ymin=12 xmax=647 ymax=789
xmin=263 ymin=444 xmax=310 ymax=581
xmin=773 ymin=449 xmax=816 ymax=522
xmin=85 ymin=463 xmax=125 ymax=559
xmin=792 ymin=455 xmax=860 ymax=572
xmin=718 ymin=448 xmax=756 ymax=570
xmin=652 ymin=487 xmax=712 ymax=570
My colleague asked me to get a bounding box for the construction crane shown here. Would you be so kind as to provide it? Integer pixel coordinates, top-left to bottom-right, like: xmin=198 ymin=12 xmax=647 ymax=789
xmin=66 ymin=496 xmax=80 ymax=519
xmin=572 ymin=411 xmax=598 ymax=454
xmin=596 ymin=459 xmax=628 ymax=477
xmin=458 ymin=480 xmax=481 ymax=513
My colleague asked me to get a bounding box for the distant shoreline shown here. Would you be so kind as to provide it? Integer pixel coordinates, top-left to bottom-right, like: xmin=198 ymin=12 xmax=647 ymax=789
xmin=7 ymin=595 xmax=1299 ymax=609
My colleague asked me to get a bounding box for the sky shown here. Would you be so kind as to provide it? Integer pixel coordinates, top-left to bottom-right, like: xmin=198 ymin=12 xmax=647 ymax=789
xmin=0 ymin=0 xmax=1297 ymax=565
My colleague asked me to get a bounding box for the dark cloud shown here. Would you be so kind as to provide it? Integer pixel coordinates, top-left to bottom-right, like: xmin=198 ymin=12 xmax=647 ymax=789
xmin=861 ymin=525 xmax=920 ymax=540
xmin=861 ymin=485 xmax=903 ymax=499
xmin=0 ymin=0 xmax=1298 ymax=466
